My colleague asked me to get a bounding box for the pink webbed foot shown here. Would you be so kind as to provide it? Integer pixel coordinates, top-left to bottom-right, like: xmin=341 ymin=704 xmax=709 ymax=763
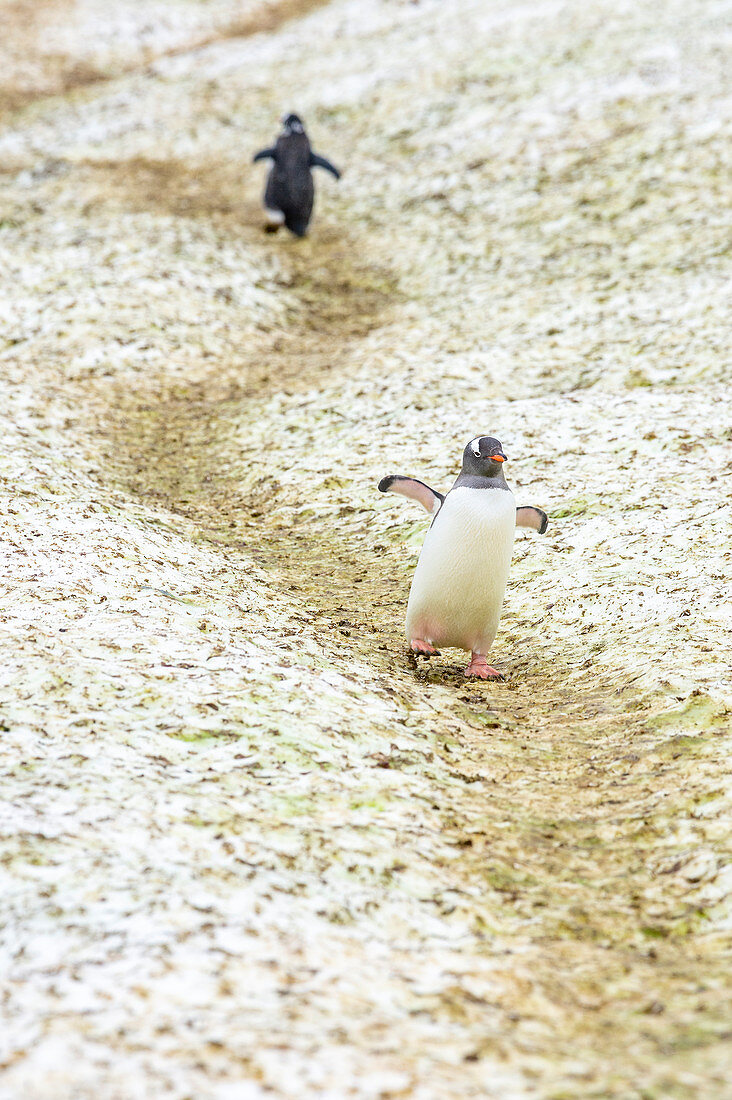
xmin=410 ymin=638 xmax=440 ymax=658
xmin=464 ymin=653 xmax=504 ymax=680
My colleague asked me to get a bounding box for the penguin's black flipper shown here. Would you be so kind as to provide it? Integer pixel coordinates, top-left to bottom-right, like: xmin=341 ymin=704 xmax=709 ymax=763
xmin=516 ymin=506 xmax=548 ymax=534
xmin=379 ymin=475 xmax=444 ymax=516
xmin=309 ymin=153 xmax=341 ymax=179
xmin=253 ymin=147 xmax=277 ymax=163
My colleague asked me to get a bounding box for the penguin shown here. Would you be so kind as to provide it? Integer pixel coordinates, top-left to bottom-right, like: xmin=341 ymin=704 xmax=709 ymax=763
xmin=378 ymin=436 xmax=548 ymax=680
xmin=252 ymin=113 xmax=341 ymax=237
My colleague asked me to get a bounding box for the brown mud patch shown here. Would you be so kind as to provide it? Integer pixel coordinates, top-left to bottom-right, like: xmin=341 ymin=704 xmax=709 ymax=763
xmin=74 ymin=152 xmax=395 ymax=395
xmin=0 ymin=0 xmax=332 ymax=119
xmin=219 ymin=0 xmax=334 ymax=40
xmin=0 ymin=0 xmax=102 ymax=115
xmin=80 ymin=156 xmax=264 ymax=223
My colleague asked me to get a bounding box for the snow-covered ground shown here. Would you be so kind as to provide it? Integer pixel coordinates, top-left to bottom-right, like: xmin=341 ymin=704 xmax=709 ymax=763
xmin=1 ymin=0 xmax=731 ymax=1096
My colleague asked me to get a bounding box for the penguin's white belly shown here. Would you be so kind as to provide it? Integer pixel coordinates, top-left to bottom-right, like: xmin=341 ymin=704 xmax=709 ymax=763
xmin=405 ymin=487 xmax=516 ymax=653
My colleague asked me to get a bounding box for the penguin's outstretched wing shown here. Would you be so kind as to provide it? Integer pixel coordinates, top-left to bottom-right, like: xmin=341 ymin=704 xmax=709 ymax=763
xmin=516 ymin=506 xmax=548 ymax=534
xmin=253 ymin=147 xmax=277 ymax=163
xmin=309 ymin=153 xmax=341 ymax=179
xmin=379 ymin=475 xmax=444 ymax=516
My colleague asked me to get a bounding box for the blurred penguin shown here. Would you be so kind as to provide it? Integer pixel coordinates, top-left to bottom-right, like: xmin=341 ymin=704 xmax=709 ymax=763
xmin=253 ymin=113 xmax=341 ymax=237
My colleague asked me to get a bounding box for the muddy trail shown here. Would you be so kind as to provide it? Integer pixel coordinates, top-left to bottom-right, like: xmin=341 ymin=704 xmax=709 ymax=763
xmin=85 ymin=195 xmax=732 ymax=1086
xmin=101 ymin=366 xmax=732 ymax=1089
xmin=3 ymin=0 xmax=731 ymax=1094
xmin=0 ymin=0 xmax=332 ymax=118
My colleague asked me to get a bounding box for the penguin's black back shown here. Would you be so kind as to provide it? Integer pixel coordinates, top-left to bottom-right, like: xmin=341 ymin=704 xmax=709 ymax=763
xmin=264 ymin=131 xmax=314 ymax=237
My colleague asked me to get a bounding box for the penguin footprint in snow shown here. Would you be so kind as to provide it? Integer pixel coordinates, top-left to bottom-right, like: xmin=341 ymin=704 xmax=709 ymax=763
xmin=253 ymin=113 xmax=341 ymax=238
xmin=378 ymin=436 xmax=548 ymax=680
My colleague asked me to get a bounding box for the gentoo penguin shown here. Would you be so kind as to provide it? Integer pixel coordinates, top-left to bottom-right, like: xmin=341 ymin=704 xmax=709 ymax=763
xmin=378 ymin=436 xmax=548 ymax=680
xmin=252 ymin=113 xmax=341 ymax=237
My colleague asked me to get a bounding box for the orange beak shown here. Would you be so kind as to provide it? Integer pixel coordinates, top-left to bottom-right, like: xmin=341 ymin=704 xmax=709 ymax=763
xmin=491 ymin=454 xmax=506 ymax=462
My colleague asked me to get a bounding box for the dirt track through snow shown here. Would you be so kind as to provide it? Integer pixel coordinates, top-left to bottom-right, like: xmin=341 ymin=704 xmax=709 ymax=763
xmin=1 ymin=0 xmax=731 ymax=1097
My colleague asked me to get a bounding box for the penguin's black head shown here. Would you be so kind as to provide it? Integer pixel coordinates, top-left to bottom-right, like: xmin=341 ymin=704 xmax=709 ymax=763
xmin=461 ymin=435 xmax=508 ymax=478
xmin=281 ymin=113 xmax=305 ymax=135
